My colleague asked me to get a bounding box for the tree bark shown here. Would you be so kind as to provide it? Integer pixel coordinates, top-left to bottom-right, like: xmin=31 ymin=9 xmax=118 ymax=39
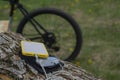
xmin=0 ymin=32 xmax=101 ymax=80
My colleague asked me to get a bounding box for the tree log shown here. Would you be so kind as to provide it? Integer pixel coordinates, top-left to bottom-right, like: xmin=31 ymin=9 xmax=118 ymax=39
xmin=0 ymin=32 xmax=101 ymax=80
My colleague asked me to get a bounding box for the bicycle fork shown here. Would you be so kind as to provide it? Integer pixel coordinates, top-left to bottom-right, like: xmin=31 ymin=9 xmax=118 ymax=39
xmin=8 ymin=0 xmax=15 ymax=31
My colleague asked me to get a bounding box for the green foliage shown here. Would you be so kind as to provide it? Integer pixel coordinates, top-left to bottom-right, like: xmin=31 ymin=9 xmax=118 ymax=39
xmin=0 ymin=0 xmax=120 ymax=80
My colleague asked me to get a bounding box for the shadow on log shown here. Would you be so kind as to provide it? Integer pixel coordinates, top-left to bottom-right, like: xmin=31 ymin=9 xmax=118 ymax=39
xmin=0 ymin=32 xmax=101 ymax=80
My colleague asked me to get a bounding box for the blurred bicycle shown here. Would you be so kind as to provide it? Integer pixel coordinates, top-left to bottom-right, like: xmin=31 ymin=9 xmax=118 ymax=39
xmin=2 ymin=0 xmax=82 ymax=61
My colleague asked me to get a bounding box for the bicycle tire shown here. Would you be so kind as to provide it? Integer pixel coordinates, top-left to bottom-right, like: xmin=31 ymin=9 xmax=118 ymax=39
xmin=17 ymin=8 xmax=82 ymax=61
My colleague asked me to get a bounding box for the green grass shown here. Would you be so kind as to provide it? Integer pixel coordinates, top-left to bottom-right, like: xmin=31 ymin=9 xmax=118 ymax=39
xmin=0 ymin=0 xmax=120 ymax=80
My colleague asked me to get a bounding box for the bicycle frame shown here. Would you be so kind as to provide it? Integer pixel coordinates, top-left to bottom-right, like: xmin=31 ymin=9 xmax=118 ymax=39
xmin=8 ymin=0 xmax=47 ymax=34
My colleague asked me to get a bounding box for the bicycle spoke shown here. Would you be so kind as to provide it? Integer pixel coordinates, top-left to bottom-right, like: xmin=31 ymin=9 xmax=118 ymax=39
xmin=29 ymin=36 xmax=42 ymax=40
xmin=32 ymin=18 xmax=48 ymax=33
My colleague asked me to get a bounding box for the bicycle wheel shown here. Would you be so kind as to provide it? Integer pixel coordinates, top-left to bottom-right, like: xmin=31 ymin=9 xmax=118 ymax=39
xmin=17 ymin=8 xmax=82 ymax=61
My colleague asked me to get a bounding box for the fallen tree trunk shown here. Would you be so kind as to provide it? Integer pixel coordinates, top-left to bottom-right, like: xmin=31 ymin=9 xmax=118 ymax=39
xmin=0 ymin=32 xmax=101 ymax=80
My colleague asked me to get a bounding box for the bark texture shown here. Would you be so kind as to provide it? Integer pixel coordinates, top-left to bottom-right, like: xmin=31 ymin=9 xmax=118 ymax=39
xmin=0 ymin=32 xmax=101 ymax=80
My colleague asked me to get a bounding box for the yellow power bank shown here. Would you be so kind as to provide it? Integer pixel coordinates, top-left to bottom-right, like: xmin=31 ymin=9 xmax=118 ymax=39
xmin=21 ymin=41 xmax=49 ymax=58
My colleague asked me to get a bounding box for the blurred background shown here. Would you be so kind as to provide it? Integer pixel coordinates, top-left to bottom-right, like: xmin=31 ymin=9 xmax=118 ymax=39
xmin=0 ymin=0 xmax=120 ymax=80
